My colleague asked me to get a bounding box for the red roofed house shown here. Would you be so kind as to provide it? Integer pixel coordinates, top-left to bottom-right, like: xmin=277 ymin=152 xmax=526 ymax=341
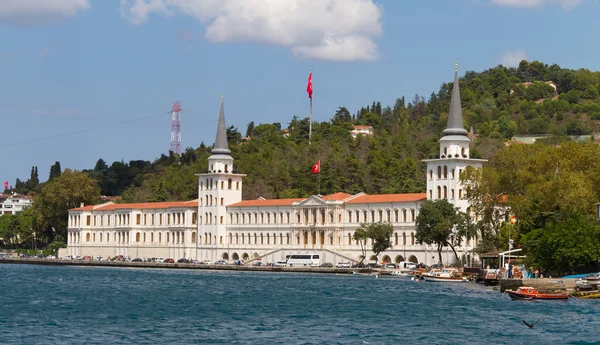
xmin=66 ymin=66 xmax=485 ymax=265
xmin=350 ymin=125 xmax=374 ymax=139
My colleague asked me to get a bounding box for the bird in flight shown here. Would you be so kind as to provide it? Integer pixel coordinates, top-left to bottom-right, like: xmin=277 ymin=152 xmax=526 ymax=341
xmin=523 ymin=319 xmax=541 ymax=328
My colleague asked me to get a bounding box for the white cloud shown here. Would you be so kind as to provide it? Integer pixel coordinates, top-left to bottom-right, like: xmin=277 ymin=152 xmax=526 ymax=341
xmin=120 ymin=0 xmax=383 ymax=61
xmin=0 ymin=0 xmax=90 ymax=24
xmin=498 ymin=49 xmax=527 ymax=67
xmin=491 ymin=0 xmax=582 ymax=9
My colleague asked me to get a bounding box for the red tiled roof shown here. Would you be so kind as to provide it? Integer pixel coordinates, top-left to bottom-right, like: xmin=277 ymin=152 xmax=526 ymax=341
xmin=70 ymin=200 xmax=198 ymax=211
xmin=353 ymin=125 xmax=373 ymax=129
xmin=321 ymin=192 xmax=352 ymax=201
xmin=346 ymin=193 xmax=426 ymax=204
xmin=228 ymin=198 xmax=304 ymax=207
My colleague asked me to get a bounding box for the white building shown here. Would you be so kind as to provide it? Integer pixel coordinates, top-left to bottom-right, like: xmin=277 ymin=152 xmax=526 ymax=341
xmin=67 ymin=66 xmax=484 ymax=265
xmin=350 ymin=125 xmax=374 ymax=138
xmin=0 ymin=193 xmax=33 ymax=215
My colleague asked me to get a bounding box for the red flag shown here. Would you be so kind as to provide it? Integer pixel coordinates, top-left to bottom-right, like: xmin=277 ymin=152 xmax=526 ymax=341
xmin=306 ymin=72 xmax=313 ymax=99
xmin=3 ymin=181 xmax=8 ymax=189
xmin=311 ymin=160 xmax=320 ymax=174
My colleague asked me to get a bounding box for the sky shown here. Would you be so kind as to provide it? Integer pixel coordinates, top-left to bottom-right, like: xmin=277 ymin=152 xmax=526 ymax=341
xmin=1 ymin=0 xmax=599 ymax=187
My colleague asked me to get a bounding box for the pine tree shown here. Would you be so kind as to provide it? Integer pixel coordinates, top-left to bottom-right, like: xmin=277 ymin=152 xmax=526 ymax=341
xmin=49 ymin=161 xmax=62 ymax=180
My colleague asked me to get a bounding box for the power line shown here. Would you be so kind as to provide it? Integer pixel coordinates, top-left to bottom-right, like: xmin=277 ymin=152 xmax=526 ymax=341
xmin=0 ymin=110 xmax=172 ymax=149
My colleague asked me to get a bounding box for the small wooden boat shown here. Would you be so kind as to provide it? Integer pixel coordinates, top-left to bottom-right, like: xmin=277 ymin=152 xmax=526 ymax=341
xmin=422 ymin=268 xmax=468 ymax=282
xmin=506 ymin=286 xmax=569 ymax=300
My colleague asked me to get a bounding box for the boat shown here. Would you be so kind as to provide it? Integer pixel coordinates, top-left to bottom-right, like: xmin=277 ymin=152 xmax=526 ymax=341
xmin=421 ymin=268 xmax=468 ymax=282
xmin=506 ymin=286 xmax=569 ymax=300
xmin=390 ymin=270 xmax=414 ymax=278
xmin=575 ymin=279 xmax=595 ymax=291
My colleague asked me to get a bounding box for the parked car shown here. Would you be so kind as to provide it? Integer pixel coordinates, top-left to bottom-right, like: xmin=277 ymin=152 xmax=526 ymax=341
xmin=203 ymin=260 xmax=214 ymax=265
xmin=177 ymin=258 xmax=190 ymax=263
xmin=319 ymin=262 xmax=333 ymax=268
xmin=215 ymin=260 xmax=228 ymax=265
xmin=163 ymin=258 xmax=175 ymax=263
xmin=252 ymin=261 xmax=262 ymax=266
xmin=132 ymin=258 xmax=143 ymax=262
xmin=336 ymin=262 xmax=351 ymax=268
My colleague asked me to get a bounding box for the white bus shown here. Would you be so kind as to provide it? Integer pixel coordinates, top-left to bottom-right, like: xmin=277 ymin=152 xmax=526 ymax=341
xmin=286 ymin=254 xmax=320 ymax=267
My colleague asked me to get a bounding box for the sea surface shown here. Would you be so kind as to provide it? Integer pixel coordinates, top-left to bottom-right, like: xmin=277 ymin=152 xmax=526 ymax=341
xmin=0 ymin=264 xmax=598 ymax=345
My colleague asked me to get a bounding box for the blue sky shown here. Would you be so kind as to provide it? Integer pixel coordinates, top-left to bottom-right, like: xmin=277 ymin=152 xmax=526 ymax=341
xmin=0 ymin=0 xmax=597 ymax=187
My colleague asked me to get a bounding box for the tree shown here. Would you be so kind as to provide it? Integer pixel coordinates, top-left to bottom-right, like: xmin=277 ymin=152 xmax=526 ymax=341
xmin=521 ymin=211 xmax=600 ymax=276
xmin=246 ymin=121 xmax=255 ymax=139
xmin=227 ymin=125 xmax=242 ymax=145
xmin=49 ymin=161 xmax=62 ymax=181
xmin=415 ymin=199 xmax=463 ymax=266
xmin=30 ymin=169 xmax=101 ymax=246
xmin=352 ymin=222 xmax=394 ymax=265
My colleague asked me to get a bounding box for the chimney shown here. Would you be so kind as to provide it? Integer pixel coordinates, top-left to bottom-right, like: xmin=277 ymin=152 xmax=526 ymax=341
xmin=80 ymin=202 xmax=84 ymax=208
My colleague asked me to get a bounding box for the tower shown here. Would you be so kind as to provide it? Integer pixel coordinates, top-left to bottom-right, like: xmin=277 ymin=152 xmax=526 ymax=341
xmin=170 ymin=101 xmax=182 ymax=154
xmin=196 ymin=94 xmax=246 ymax=260
xmin=423 ymin=62 xmax=487 ymax=213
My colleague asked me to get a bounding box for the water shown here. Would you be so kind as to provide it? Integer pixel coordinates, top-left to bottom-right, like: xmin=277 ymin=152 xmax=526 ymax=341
xmin=0 ymin=264 xmax=598 ymax=345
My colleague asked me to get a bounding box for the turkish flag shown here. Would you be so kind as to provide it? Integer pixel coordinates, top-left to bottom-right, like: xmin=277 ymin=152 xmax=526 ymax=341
xmin=306 ymin=72 xmax=313 ymax=99
xmin=311 ymin=160 xmax=320 ymax=174
xmin=3 ymin=181 xmax=8 ymax=189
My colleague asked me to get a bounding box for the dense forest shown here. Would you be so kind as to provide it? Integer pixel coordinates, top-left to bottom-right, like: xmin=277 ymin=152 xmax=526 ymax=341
xmin=4 ymin=60 xmax=600 ymax=274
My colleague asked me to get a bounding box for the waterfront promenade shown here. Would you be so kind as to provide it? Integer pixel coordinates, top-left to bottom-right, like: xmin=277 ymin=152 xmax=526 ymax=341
xmin=0 ymin=257 xmax=354 ymax=274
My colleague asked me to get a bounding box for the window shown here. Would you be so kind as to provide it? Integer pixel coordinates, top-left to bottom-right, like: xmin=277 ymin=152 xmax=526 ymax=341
xmin=459 ymin=189 xmax=463 ymax=199
xmin=451 ymin=189 xmax=455 ymax=199
xmin=429 ymin=170 xmax=432 ymax=179
xmin=451 ymin=169 xmax=455 ymax=179
xmin=443 ymin=186 xmax=447 ymax=199
xmin=86 ymin=216 xmax=91 ymax=226
xmin=221 ymin=181 xmax=224 ymax=189
xmin=224 ymin=164 xmax=229 ymax=173
xmin=220 ymin=216 xmax=223 ymax=224
xmin=429 ymin=190 xmax=432 ymax=199
xmin=228 ymin=178 xmax=232 ymax=189
xmin=236 ymin=182 xmax=240 ymax=189
xmin=220 ymin=198 xmax=224 ymax=206
xmin=136 ymin=214 xmax=141 ymax=225
xmin=437 ymin=186 xmax=441 ymax=199
xmin=437 ymin=166 xmax=441 ymax=178
xmin=443 ymin=166 xmax=447 ymax=179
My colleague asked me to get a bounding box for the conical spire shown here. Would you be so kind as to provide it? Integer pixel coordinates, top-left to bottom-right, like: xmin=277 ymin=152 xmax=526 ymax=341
xmin=442 ymin=62 xmax=468 ymax=136
xmin=211 ymin=93 xmax=231 ymax=155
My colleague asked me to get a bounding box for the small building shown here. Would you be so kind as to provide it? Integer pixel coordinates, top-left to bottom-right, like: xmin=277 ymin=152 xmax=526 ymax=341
xmin=350 ymin=125 xmax=374 ymax=138
xmin=0 ymin=193 xmax=33 ymax=215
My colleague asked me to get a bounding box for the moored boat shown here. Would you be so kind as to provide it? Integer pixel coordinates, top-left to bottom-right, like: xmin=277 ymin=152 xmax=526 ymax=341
xmin=506 ymin=286 xmax=569 ymax=300
xmin=422 ymin=268 xmax=468 ymax=282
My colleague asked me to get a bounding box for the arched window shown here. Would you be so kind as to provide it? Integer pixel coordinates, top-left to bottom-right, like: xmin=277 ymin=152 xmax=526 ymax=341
xmin=224 ymin=164 xmax=229 ymax=173
xmin=228 ymin=178 xmax=232 ymax=189
xmin=437 ymin=166 xmax=441 ymax=178
xmin=443 ymin=186 xmax=447 ymax=199
xmin=443 ymin=166 xmax=447 ymax=178
xmin=403 ymin=232 xmax=406 ymax=245
xmin=461 ymin=148 xmax=466 ymax=157
xmin=411 ymin=232 xmax=415 ymax=245
xmin=394 ymin=233 xmax=398 ymax=245
xmin=136 ymin=232 xmax=140 ymax=242
xmin=437 ymin=186 xmax=441 ymax=199
xmin=86 ymin=233 xmax=90 ymax=242
xmin=143 ymin=233 xmax=146 ymax=242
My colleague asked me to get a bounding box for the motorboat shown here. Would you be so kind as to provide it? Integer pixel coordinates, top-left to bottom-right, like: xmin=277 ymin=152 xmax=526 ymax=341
xmin=421 ymin=268 xmax=468 ymax=282
xmin=506 ymin=286 xmax=569 ymax=300
xmin=575 ymin=279 xmax=595 ymax=291
xmin=391 ymin=270 xmax=414 ymax=278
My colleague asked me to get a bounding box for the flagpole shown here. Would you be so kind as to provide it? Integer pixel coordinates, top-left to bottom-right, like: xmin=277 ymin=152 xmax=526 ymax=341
xmin=309 ymin=68 xmax=312 ymax=145
xmin=318 ymin=170 xmax=321 ymax=196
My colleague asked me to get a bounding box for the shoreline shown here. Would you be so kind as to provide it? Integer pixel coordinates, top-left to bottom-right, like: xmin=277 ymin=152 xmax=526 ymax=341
xmin=0 ymin=257 xmax=355 ymax=274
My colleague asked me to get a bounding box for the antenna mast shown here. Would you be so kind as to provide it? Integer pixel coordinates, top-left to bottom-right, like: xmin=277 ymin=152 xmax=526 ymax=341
xmin=170 ymin=101 xmax=182 ymax=154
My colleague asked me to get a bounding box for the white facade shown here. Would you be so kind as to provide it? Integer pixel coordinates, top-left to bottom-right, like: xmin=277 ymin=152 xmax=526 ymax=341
xmin=0 ymin=193 xmax=33 ymax=215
